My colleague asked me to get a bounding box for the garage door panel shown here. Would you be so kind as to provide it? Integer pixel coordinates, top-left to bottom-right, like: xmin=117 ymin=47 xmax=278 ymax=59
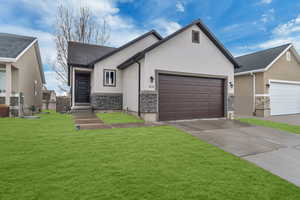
xmin=159 ymin=74 xmax=224 ymax=121
xmin=270 ymin=82 xmax=300 ymax=115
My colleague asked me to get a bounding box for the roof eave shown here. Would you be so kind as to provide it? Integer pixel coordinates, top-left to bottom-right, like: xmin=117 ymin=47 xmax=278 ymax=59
xmin=0 ymin=57 xmax=16 ymax=63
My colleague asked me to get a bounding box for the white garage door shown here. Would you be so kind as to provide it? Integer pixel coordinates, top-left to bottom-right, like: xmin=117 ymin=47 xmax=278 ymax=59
xmin=270 ymin=81 xmax=300 ymax=115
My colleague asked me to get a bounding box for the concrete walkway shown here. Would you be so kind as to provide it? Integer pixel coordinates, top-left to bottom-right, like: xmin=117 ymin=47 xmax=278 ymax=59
xmin=73 ymin=112 xmax=112 ymax=130
xmin=72 ymin=112 xmax=161 ymax=130
xmin=167 ymin=119 xmax=300 ymax=187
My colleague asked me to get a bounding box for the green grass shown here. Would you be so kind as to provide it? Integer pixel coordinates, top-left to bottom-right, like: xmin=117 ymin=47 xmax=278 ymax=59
xmin=239 ymin=118 xmax=300 ymax=134
xmin=0 ymin=113 xmax=300 ymax=200
xmin=97 ymin=112 xmax=144 ymax=124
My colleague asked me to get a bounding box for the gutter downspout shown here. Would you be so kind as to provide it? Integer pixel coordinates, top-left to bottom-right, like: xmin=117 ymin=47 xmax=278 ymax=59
xmin=251 ymin=72 xmax=256 ymax=115
xmin=136 ymin=61 xmax=141 ymax=117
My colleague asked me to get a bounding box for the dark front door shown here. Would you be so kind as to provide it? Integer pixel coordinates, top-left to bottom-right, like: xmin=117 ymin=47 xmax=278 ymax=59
xmin=75 ymin=73 xmax=90 ymax=103
xmin=159 ymin=74 xmax=224 ymax=121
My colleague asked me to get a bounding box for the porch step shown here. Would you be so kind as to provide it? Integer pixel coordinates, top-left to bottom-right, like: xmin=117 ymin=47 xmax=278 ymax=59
xmin=75 ymin=119 xmax=102 ymax=124
xmin=78 ymin=124 xmax=112 ymax=130
xmin=71 ymin=106 xmax=92 ymax=113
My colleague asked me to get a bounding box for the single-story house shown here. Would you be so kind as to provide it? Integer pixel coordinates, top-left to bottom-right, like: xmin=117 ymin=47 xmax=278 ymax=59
xmin=68 ymin=19 xmax=239 ymax=121
xmin=235 ymin=44 xmax=300 ymax=117
xmin=0 ymin=33 xmax=45 ymax=116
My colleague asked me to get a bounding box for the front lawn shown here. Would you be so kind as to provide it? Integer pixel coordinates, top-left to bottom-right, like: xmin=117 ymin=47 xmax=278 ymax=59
xmin=97 ymin=112 xmax=144 ymax=124
xmin=239 ymin=118 xmax=300 ymax=134
xmin=0 ymin=113 xmax=300 ymax=200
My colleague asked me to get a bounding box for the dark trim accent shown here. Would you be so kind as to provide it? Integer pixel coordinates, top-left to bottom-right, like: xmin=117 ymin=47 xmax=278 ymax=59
xmin=192 ymin=30 xmax=200 ymax=43
xmin=136 ymin=62 xmax=141 ymax=116
xmin=117 ymin=19 xmax=240 ymax=70
xmin=103 ymin=69 xmax=117 ymax=87
xmin=88 ymin=30 xmax=163 ymax=66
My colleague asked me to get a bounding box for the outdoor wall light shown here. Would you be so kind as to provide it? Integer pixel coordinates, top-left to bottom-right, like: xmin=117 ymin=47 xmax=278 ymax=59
xmin=229 ymin=82 xmax=233 ymax=88
xmin=150 ymin=76 xmax=154 ymax=83
xmin=266 ymin=83 xmax=270 ymax=88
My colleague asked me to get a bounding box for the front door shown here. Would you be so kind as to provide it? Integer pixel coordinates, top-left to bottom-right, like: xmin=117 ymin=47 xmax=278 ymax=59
xmin=75 ymin=73 xmax=90 ymax=103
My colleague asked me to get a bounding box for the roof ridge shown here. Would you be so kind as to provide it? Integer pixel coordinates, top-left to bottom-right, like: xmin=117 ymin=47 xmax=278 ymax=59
xmin=236 ymin=43 xmax=291 ymax=59
xmin=0 ymin=32 xmax=36 ymax=40
xmin=68 ymin=41 xmax=115 ymax=49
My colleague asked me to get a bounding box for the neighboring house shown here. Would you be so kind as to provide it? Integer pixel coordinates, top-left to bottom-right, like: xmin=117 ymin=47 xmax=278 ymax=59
xmin=235 ymin=44 xmax=300 ymax=117
xmin=42 ymin=86 xmax=56 ymax=111
xmin=0 ymin=33 xmax=45 ymax=116
xmin=68 ymin=20 xmax=238 ymax=121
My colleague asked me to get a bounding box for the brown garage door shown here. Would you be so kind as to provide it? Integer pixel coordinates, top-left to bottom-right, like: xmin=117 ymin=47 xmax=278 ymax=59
xmin=159 ymin=74 xmax=224 ymax=121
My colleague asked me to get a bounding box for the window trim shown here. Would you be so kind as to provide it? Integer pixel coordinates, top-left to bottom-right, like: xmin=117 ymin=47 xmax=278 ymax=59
xmin=0 ymin=69 xmax=6 ymax=94
xmin=103 ymin=69 xmax=116 ymax=87
xmin=192 ymin=30 xmax=200 ymax=43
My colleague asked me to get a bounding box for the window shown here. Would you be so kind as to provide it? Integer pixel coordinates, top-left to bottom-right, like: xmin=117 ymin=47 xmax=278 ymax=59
xmin=103 ymin=69 xmax=116 ymax=87
xmin=192 ymin=30 xmax=200 ymax=43
xmin=0 ymin=68 xmax=5 ymax=93
xmin=286 ymin=51 xmax=291 ymax=62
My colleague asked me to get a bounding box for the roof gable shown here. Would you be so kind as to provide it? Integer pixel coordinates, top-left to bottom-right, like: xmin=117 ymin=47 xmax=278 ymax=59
xmin=235 ymin=44 xmax=292 ymax=74
xmin=88 ymin=30 xmax=162 ymax=66
xmin=0 ymin=33 xmax=36 ymax=59
xmin=117 ymin=19 xmax=239 ymax=70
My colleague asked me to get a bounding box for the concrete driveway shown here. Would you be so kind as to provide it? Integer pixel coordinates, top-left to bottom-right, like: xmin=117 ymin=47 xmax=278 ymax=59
xmin=263 ymin=114 xmax=300 ymax=126
xmin=167 ymin=119 xmax=300 ymax=187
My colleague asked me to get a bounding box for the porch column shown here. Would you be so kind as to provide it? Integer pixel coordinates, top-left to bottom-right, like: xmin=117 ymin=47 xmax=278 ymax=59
xmin=5 ymin=63 xmax=12 ymax=105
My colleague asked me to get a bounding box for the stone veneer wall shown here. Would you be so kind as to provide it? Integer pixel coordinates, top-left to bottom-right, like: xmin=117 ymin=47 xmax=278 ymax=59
xmin=9 ymin=96 xmax=19 ymax=117
xmin=255 ymin=96 xmax=270 ymax=117
xmin=91 ymin=93 xmax=122 ymax=110
xmin=227 ymin=94 xmax=235 ymax=119
xmin=140 ymin=91 xmax=158 ymax=113
xmin=227 ymin=94 xmax=234 ymax=112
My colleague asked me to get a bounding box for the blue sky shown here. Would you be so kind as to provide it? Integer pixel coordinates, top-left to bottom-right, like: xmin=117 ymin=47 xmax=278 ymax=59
xmin=1 ymin=0 xmax=300 ymax=93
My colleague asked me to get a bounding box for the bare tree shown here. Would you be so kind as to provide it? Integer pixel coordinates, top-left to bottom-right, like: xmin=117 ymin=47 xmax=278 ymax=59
xmin=52 ymin=4 xmax=110 ymax=92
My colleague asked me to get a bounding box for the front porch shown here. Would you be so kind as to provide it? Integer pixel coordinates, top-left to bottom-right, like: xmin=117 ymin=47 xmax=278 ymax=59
xmin=0 ymin=63 xmax=22 ymax=117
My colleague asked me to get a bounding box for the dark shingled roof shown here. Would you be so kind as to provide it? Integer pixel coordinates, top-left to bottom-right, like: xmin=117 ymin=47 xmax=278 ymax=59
xmin=68 ymin=41 xmax=116 ymax=66
xmin=235 ymin=44 xmax=291 ymax=73
xmin=117 ymin=19 xmax=239 ymax=70
xmin=0 ymin=33 xmax=36 ymax=58
xmin=88 ymin=30 xmax=162 ymax=65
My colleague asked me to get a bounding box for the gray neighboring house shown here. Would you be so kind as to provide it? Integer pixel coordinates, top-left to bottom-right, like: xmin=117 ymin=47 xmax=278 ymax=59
xmin=68 ymin=20 xmax=238 ymax=121
xmin=235 ymin=44 xmax=300 ymax=117
xmin=0 ymin=33 xmax=45 ymax=116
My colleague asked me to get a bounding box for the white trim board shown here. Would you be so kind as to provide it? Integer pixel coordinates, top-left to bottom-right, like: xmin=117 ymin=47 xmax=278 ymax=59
xmin=269 ymin=79 xmax=300 ymax=85
xmin=235 ymin=44 xmax=294 ymax=76
xmin=255 ymin=94 xmax=270 ymax=97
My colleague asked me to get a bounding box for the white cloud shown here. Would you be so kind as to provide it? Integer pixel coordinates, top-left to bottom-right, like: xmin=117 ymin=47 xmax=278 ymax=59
xmin=261 ymin=8 xmax=275 ymax=23
xmin=152 ymin=19 xmax=182 ymax=36
xmin=273 ymin=15 xmax=300 ymax=36
xmin=44 ymin=71 xmax=67 ymax=95
xmin=176 ymin=1 xmax=185 ymax=12
xmin=222 ymin=24 xmax=241 ymax=32
xmin=260 ymin=0 xmax=272 ymax=4
xmin=237 ymin=15 xmax=300 ymax=54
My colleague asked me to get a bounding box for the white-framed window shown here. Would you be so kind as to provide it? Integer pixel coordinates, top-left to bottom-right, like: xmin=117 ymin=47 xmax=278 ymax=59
xmin=103 ymin=69 xmax=116 ymax=87
xmin=286 ymin=51 xmax=291 ymax=62
xmin=0 ymin=68 xmax=6 ymax=94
